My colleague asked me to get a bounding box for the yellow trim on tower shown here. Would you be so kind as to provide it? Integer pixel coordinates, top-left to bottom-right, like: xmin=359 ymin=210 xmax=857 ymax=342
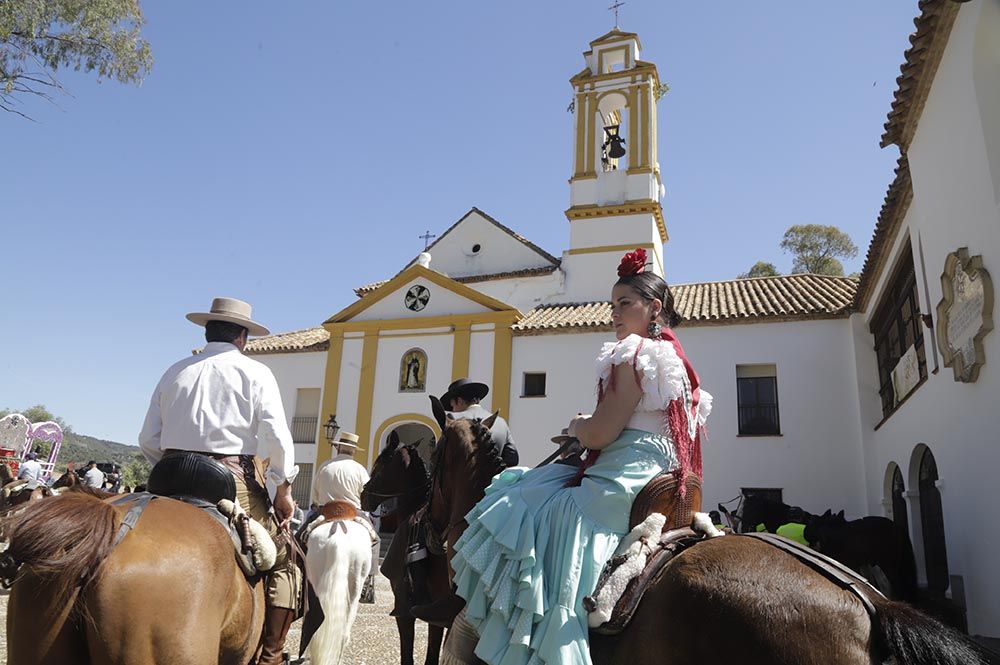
xmin=352 ymin=330 xmax=379 ymax=464
xmin=597 ymin=45 xmax=630 ymax=75
xmin=641 ymin=83 xmax=651 ymax=169
xmin=315 ymin=331 xmax=345 ymax=468
xmin=585 ymin=92 xmax=597 ymax=174
xmin=491 ymin=326 xmax=513 ymax=422
xmin=566 ymin=242 xmax=657 ymax=256
xmin=565 ymin=200 xmax=668 ymax=243
xmin=452 ymin=323 xmax=471 ymax=381
xmin=628 ymin=85 xmax=639 ymax=169
xmin=574 ymin=91 xmax=587 ymax=177
xmin=370 ymin=413 xmax=442 ymax=468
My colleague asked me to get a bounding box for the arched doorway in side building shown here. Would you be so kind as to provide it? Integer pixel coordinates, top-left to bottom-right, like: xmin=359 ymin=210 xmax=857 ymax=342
xmin=908 ymin=444 xmax=950 ymax=596
xmin=370 ymin=416 xmax=438 ymax=534
xmin=883 ymin=462 xmax=911 ymax=547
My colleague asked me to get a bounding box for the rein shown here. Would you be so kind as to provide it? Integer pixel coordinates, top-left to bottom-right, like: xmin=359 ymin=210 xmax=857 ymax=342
xmin=363 ymin=479 xmax=431 ymax=502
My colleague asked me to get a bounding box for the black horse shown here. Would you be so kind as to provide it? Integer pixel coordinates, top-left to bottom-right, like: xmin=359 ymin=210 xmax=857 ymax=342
xmin=736 ymin=493 xmax=813 ymax=533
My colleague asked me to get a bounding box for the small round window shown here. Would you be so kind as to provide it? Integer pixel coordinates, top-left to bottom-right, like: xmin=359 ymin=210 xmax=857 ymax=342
xmin=471 ymin=243 xmax=482 ymax=254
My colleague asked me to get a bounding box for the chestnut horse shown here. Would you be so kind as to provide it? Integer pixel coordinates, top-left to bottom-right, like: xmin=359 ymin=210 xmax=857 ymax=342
xmin=427 ymin=400 xmax=985 ymax=665
xmin=2 ymin=491 xmax=264 ymax=665
xmin=361 ymin=433 xmax=448 ymax=665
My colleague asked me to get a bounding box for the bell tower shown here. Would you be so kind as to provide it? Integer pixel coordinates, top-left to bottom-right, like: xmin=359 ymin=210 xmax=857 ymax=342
xmin=562 ymin=29 xmax=667 ymax=299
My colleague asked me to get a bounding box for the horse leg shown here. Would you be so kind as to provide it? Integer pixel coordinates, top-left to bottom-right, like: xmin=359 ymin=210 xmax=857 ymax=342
xmin=425 ymin=624 xmax=444 ymax=665
xmin=396 ymin=616 xmax=416 ymax=665
xmin=6 ymin=572 xmax=86 ymax=665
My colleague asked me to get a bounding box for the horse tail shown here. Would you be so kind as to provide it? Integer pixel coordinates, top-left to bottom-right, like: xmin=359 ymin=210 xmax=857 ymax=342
xmin=2 ymin=492 xmax=120 ymax=599
xmin=872 ymin=597 xmax=986 ymax=665
xmin=307 ymin=520 xmax=372 ymax=665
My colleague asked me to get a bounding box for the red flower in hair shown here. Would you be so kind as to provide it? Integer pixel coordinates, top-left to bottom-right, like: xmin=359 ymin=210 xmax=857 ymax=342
xmin=617 ymin=248 xmax=648 ymax=277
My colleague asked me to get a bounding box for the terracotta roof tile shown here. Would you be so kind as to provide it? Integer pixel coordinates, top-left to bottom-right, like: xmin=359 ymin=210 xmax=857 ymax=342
xmin=855 ymin=157 xmax=913 ymax=311
xmin=881 ymin=0 xmax=960 ymax=149
xmin=245 ymin=327 xmax=329 ymax=355
xmin=513 ymin=274 xmax=858 ymax=334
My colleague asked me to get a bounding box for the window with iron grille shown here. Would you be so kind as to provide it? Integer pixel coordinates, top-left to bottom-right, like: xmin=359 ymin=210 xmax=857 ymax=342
xmin=736 ymin=364 xmax=780 ymax=436
xmin=291 ymin=462 xmax=312 ymax=508
xmin=870 ymin=246 xmax=927 ymax=419
xmin=522 ymin=372 xmax=546 ymax=397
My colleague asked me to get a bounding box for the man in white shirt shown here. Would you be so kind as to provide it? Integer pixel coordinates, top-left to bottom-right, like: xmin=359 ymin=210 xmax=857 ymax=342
xmin=16 ymin=452 xmax=43 ymax=489
xmin=138 ymin=297 xmax=300 ymax=665
xmin=83 ymin=460 xmax=105 ymax=489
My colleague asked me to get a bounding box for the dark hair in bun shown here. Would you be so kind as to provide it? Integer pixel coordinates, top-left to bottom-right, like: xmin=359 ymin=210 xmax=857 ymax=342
xmin=615 ymin=271 xmax=682 ymax=328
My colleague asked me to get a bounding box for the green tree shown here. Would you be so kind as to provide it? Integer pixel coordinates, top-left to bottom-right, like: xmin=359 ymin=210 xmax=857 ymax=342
xmin=122 ymin=455 xmax=151 ymax=488
xmin=780 ymin=224 xmax=858 ymax=277
xmin=738 ymin=261 xmax=780 ymax=279
xmin=0 ymin=0 xmax=152 ymax=118
xmin=0 ymin=404 xmax=73 ymax=433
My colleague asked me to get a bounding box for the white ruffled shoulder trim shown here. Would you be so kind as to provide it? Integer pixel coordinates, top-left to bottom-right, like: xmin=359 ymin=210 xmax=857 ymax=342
xmin=595 ymin=334 xmax=689 ymax=412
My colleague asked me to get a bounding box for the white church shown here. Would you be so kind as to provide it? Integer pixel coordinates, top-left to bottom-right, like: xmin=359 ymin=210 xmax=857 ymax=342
xmin=248 ymin=2 xmax=1000 ymax=637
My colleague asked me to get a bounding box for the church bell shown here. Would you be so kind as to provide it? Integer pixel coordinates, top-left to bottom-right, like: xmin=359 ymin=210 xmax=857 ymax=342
xmin=603 ymin=125 xmax=627 ymax=159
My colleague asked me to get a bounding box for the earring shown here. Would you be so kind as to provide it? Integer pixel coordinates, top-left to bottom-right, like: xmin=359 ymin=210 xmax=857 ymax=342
xmin=647 ymin=320 xmax=663 ymax=338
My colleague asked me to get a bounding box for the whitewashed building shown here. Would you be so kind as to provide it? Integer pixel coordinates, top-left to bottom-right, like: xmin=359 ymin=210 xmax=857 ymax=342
xmin=250 ymin=2 xmax=999 ymax=636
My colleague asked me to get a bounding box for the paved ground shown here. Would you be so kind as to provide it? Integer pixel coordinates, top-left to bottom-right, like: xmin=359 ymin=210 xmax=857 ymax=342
xmin=0 ymin=572 xmax=430 ymax=665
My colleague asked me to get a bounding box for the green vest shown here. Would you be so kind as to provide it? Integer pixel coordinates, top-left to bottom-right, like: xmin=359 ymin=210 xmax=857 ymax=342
xmin=775 ymin=522 xmax=810 ymax=547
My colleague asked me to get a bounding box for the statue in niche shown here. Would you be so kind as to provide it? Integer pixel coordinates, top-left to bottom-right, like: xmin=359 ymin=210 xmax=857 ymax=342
xmin=399 ymin=349 xmax=427 ymax=392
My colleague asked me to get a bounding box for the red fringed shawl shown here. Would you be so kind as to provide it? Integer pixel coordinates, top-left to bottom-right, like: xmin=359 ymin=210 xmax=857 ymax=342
xmin=569 ymin=330 xmax=704 ymax=495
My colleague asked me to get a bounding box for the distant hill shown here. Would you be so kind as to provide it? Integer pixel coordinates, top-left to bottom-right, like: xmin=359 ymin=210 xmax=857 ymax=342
xmin=55 ymin=432 xmax=143 ymax=471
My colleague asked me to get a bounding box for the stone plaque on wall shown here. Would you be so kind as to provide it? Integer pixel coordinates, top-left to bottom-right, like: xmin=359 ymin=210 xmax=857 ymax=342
xmin=936 ymin=247 xmax=994 ymax=382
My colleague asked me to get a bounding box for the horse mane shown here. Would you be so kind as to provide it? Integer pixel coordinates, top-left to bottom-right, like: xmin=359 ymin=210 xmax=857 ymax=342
xmin=430 ymin=418 xmax=502 ymax=494
xmin=1 ymin=492 xmax=122 ymax=603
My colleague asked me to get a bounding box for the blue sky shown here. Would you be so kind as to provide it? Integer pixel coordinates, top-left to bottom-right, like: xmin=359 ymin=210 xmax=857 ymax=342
xmin=1 ymin=2 xmax=917 ymax=443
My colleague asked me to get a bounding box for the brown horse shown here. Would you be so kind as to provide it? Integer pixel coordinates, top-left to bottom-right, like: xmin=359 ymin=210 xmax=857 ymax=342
xmin=361 ymin=433 xmax=448 ymax=665
xmin=0 ymin=462 xmax=53 ymax=514
xmin=427 ymin=401 xmax=986 ymax=665
xmin=2 ymin=491 xmax=264 ymax=665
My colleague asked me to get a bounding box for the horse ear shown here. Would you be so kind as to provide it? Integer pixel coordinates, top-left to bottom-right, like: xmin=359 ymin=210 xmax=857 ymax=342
xmin=430 ymin=395 xmax=447 ymax=431
xmin=388 ymin=431 xmax=400 ymax=450
xmin=822 ymin=509 xmax=832 ymax=518
xmin=836 ymin=510 xmax=845 ymax=521
xmin=481 ymin=411 xmax=499 ymax=430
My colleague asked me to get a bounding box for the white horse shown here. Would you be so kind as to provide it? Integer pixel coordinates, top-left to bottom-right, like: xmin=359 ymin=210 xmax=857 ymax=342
xmin=306 ymin=513 xmax=376 ymax=665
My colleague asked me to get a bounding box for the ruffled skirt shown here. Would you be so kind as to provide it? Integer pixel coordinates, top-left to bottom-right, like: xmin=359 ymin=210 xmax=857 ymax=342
xmin=451 ymin=429 xmax=676 ymax=665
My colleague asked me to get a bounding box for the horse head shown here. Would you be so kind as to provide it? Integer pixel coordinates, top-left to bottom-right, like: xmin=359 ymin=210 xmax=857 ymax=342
xmin=361 ymin=431 xmax=430 ymax=513
xmin=51 ymin=469 xmax=80 ymax=489
xmin=803 ymin=508 xmax=848 ymax=552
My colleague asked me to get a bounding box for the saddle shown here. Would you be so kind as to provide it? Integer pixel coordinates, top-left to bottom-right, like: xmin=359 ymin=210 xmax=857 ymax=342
xmin=145 ymin=453 xmax=272 ymax=578
xmin=584 ymin=473 xmax=707 ymax=635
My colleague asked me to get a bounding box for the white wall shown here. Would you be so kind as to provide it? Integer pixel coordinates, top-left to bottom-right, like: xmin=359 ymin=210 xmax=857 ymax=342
xmin=854 ymin=1 xmax=1000 ymax=635
xmin=467 ymin=272 xmax=566 ymax=314
xmin=508 ymin=320 xmax=867 ymax=527
xmin=253 ymin=351 xmax=327 ymax=490
xmin=353 ymin=277 xmax=493 ymax=321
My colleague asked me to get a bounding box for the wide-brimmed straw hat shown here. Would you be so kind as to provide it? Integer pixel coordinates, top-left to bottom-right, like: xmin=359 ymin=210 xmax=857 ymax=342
xmin=331 ymin=431 xmax=360 ymax=449
xmin=441 ymin=378 xmax=489 ymax=408
xmin=186 ymin=297 xmax=270 ymax=337
xmin=550 ymin=428 xmax=576 ymax=445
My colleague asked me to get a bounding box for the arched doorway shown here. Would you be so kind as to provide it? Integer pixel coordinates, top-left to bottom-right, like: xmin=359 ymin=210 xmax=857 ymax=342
xmin=917 ymin=447 xmax=950 ymax=595
xmin=384 ymin=422 xmax=435 ymax=466
xmin=890 ymin=464 xmax=910 ymax=543
xmin=371 ymin=416 xmax=438 ymax=534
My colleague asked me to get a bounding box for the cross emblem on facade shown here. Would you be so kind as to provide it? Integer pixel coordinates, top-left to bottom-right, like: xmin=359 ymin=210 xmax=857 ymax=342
xmin=419 ymin=230 xmax=437 ymax=250
xmin=608 ymin=1 xmax=625 ymax=28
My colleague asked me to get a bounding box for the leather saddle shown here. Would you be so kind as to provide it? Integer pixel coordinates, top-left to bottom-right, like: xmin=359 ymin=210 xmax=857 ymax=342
xmin=585 ymin=473 xmax=705 ymax=635
xmin=145 ymin=453 xmax=261 ymax=577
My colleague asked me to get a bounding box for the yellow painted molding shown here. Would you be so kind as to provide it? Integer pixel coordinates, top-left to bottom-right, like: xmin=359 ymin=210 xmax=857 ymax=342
xmin=491 ymin=326 xmax=513 ymax=422
xmin=585 ymin=92 xmax=597 ymax=174
xmin=324 ymin=310 xmax=521 ymax=336
xmin=628 ymin=85 xmax=639 ymax=166
xmin=352 ymin=330 xmax=379 ymax=464
xmin=569 ymin=174 xmax=598 ymax=182
xmin=565 ymin=200 xmax=668 ymax=243
xmin=324 ymin=264 xmax=518 ymax=325
xmin=566 ymin=242 xmax=657 ymax=256
xmin=574 ymin=91 xmax=587 ymax=177
xmin=315 ymin=331 xmax=345 ymax=468
xmin=597 ymin=45 xmax=630 ymax=76
xmin=452 ymin=323 xmax=471 ymax=381
xmin=571 ymin=63 xmax=658 ymax=87
xmin=626 ymin=167 xmax=654 ymax=175
xmin=640 ymin=83 xmax=651 ymax=168
xmin=370 ymin=413 xmax=441 ymax=469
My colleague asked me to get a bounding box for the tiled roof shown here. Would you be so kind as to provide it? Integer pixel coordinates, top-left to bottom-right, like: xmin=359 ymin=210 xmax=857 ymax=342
xmin=881 ymin=0 xmax=960 ymax=149
xmin=354 ymin=264 xmax=560 ymax=297
xmin=245 ymin=327 xmax=329 ymax=355
xmin=513 ymin=274 xmax=858 ymax=334
xmin=854 ymin=157 xmax=913 ymax=311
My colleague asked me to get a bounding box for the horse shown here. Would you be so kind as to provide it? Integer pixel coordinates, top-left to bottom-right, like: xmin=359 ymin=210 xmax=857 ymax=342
xmin=51 ymin=468 xmax=81 ymax=490
xmin=304 ymin=502 xmax=376 ymax=665
xmin=2 ymin=490 xmax=265 ymax=665
xmin=0 ymin=462 xmax=54 ymax=515
xmin=805 ymin=509 xmax=918 ymax=601
xmin=361 ymin=432 xmax=448 ymax=665
xmin=426 ymin=400 xmax=985 ymax=665
xmin=737 ymin=493 xmax=813 ymax=533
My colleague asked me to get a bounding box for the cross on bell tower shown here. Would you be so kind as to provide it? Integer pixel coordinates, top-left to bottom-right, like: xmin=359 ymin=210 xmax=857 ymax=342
xmin=608 ymin=1 xmax=625 ymax=28
xmin=419 ymin=230 xmax=437 ymax=250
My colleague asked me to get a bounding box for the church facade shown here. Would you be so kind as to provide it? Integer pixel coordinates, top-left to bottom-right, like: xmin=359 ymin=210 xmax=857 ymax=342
xmin=250 ymin=3 xmax=1000 ymax=636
